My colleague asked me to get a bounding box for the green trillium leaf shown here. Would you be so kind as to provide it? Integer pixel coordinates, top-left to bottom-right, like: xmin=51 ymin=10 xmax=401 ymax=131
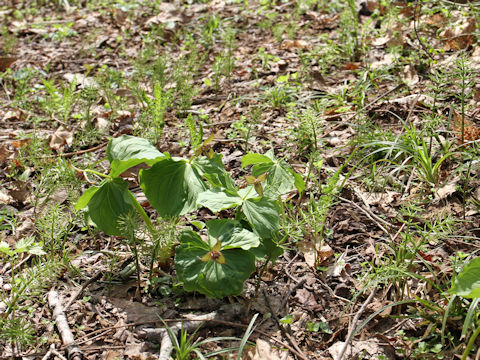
xmin=241 ymin=150 xmax=304 ymax=197
xmin=206 ymin=219 xmax=260 ymax=250
xmin=191 ymin=153 xmax=226 ymax=177
xmin=76 ymin=178 xmax=136 ymax=236
xmin=449 ymin=257 xmax=480 ymax=298
xmin=175 ymin=219 xmax=259 ymax=298
xmin=197 ymin=188 xmax=242 ymax=213
xmin=241 ymin=153 xmax=273 ymax=168
xmin=242 ymin=197 xmax=281 ymax=239
xmin=140 ymin=158 xmax=206 ymax=217
xmin=107 ymin=135 xmax=165 ymax=178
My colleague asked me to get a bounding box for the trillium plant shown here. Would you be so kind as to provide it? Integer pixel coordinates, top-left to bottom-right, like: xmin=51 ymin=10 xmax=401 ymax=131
xmin=76 ymin=135 xmax=304 ymax=298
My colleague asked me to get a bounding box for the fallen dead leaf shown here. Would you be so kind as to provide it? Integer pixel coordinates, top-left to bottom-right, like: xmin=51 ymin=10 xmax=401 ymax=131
xmin=434 ymin=177 xmax=459 ymax=201
xmin=403 ymin=64 xmax=419 ymax=87
xmin=297 ymin=240 xmax=316 ymax=267
xmin=0 ymin=189 xmax=13 ymax=204
xmin=0 ymin=57 xmax=16 ymax=72
xmin=63 ymin=73 xmax=98 ymax=88
xmin=281 ymin=39 xmax=309 ymax=50
xmin=440 ymin=17 xmax=476 ymax=51
xmin=49 ymin=126 xmax=73 ymax=152
xmin=243 ymin=339 xmax=283 ymax=360
xmin=328 ymin=339 xmax=395 ymax=360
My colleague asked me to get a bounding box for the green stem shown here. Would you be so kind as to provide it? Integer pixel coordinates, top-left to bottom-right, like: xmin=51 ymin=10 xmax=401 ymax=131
xmin=82 ymin=168 xmax=112 ymax=179
xmin=126 ymin=190 xmax=156 ymax=237
xmin=462 ymin=321 xmax=480 ymax=360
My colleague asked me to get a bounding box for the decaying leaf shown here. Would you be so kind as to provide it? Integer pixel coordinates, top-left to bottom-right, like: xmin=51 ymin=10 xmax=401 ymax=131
xmin=440 ymin=17 xmax=476 ymax=51
xmin=328 ymin=339 xmax=395 ymax=360
xmin=0 ymin=57 xmax=16 ymax=72
xmin=242 ymin=339 xmax=283 ymax=360
xmin=49 ymin=126 xmax=73 ymax=152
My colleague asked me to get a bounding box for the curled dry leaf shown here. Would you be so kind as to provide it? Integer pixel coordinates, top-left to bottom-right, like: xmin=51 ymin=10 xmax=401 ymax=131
xmin=49 ymin=126 xmax=73 ymax=152
xmin=434 ymin=177 xmax=459 ymax=201
xmin=328 ymin=339 xmax=395 ymax=360
xmin=298 ymin=241 xmax=334 ymax=267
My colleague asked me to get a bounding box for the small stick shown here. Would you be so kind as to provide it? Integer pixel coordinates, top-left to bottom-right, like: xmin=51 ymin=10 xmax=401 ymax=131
xmin=43 ymin=141 xmax=108 ymax=159
xmin=279 ymin=278 xmax=306 ymax=311
xmin=64 ymin=270 xmax=103 ymax=311
xmin=337 ymin=289 xmax=376 ymax=360
xmin=335 ymin=195 xmax=393 ymax=239
xmin=48 ymin=290 xmax=83 ymax=360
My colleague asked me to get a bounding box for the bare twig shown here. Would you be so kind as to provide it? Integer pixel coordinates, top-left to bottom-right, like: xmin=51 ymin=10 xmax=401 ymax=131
xmin=279 ymin=278 xmax=306 ymax=311
xmin=43 ymin=141 xmax=108 ymax=159
xmin=413 ymin=1 xmax=435 ymax=61
xmin=337 ymin=289 xmax=376 ymax=360
xmin=335 ymin=195 xmax=393 ymax=239
xmin=64 ymin=270 xmax=103 ymax=311
xmin=48 ymin=289 xmax=82 ymax=360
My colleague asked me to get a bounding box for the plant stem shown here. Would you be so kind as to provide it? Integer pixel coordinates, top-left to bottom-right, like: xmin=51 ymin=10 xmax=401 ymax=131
xmin=462 ymin=321 xmax=480 ymax=360
xmin=126 ymin=190 xmax=156 ymax=236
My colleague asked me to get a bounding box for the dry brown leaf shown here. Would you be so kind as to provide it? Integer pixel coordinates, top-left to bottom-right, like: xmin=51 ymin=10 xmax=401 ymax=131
xmin=145 ymin=3 xmax=186 ymax=27
xmin=49 ymin=126 xmax=73 ymax=152
xmin=318 ymin=243 xmax=334 ymax=264
xmin=328 ymin=339 xmax=395 ymax=360
xmin=434 ymin=177 xmax=459 ymax=201
xmin=0 ymin=188 xmax=13 ymax=204
xmin=403 ymin=64 xmax=419 ymax=86
xmin=63 ymin=73 xmax=97 ymax=88
xmin=243 ymin=339 xmax=283 ymax=360
xmin=297 ymin=240 xmax=316 ymax=267
xmin=451 ymin=109 xmax=480 ymax=144
xmin=0 ymin=57 xmax=16 ymax=72
xmin=441 ymin=17 xmax=476 ymax=51
xmin=8 ymin=182 xmax=29 ymax=204
xmin=281 ymin=39 xmax=309 ymax=50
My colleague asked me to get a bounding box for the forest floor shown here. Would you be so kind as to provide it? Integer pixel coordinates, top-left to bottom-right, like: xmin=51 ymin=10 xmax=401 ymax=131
xmin=2 ymin=0 xmax=480 ymax=359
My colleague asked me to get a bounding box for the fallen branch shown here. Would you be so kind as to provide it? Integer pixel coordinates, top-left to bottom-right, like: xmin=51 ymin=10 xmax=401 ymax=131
xmin=48 ymin=290 xmax=82 ymax=360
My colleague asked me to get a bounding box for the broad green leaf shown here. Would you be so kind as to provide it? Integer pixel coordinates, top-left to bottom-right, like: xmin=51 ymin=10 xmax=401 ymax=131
xmin=28 ymin=244 xmax=46 ymax=256
xmin=242 ymin=151 xmax=301 ymax=197
xmin=241 ymin=153 xmax=272 ymax=168
xmin=75 ymin=185 xmax=100 ymax=210
xmin=140 ymin=158 xmax=206 ymax=217
xmin=203 ymin=172 xmax=236 ymax=190
xmin=249 ymin=237 xmax=283 ymax=261
xmin=449 ymin=257 xmax=480 ymax=298
xmin=79 ymin=178 xmax=136 ymax=236
xmin=242 ymin=197 xmax=280 ymax=239
xmin=175 ymin=227 xmax=257 ymax=298
xmin=206 ymin=219 xmax=260 ymax=250
xmin=107 ymin=135 xmax=164 ymax=177
xmin=191 ymin=153 xmax=225 ymax=177
xmin=197 ymin=188 xmax=242 ymax=213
